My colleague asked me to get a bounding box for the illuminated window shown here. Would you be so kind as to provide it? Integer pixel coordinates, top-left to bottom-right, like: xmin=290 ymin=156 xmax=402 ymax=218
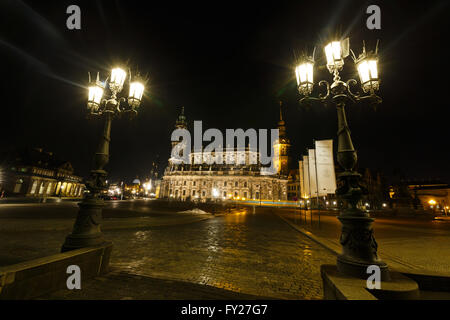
xmin=46 ymin=183 xmax=53 ymax=195
xmin=38 ymin=182 xmax=45 ymax=194
xmin=55 ymin=182 xmax=61 ymax=195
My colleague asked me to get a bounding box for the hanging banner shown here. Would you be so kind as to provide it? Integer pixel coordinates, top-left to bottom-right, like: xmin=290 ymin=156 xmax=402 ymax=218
xmin=314 ymin=139 xmax=337 ymax=195
xmin=298 ymin=160 xmax=304 ymax=199
xmin=302 ymin=155 xmax=310 ymax=198
xmin=308 ymin=149 xmax=318 ymax=197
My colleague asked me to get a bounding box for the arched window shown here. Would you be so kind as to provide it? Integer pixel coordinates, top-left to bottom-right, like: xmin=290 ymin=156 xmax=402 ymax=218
xmin=30 ymin=180 xmax=38 ymax=194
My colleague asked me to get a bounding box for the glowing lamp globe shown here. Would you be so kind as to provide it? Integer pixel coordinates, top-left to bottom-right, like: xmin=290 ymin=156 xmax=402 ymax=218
xmin=356 ymin=55 xmax=379 ymax=93
xmin=110 ymin=67 xmax=127 ymax=92
xmin=295 ymin=59 xmax=314 ymax=96
xmin=128 ymin=81 xmax=145 ymax=108
xmin=87 ymin=85 xmax=104 ymax=110
xmin=324 ymin=41 xmax=344 ymax=72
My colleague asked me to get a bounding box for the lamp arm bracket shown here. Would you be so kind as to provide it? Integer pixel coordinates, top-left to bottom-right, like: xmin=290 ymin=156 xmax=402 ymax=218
xmin=117 ymin=97 xmax=127 ymax=113
xmin=318 ymin=80 xmax=330 ymax=100
xmin=356 ymin=94 xmax=383 ymax=105
xmin=346 ymin=79 xmax=360 ymax=100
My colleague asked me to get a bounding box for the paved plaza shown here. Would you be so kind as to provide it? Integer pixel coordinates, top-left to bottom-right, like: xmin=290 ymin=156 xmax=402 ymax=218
xmin=277 ymin=209 xmax=450 ymax=275
xmin=0 ymin=201 xmax=335 ymax=299
xmin=2 ymin=201 xmax=450 ymax=299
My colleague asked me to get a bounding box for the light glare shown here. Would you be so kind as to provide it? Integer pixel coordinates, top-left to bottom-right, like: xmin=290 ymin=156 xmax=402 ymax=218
xmin=129 ymin=82 xmax=144 ymax=101
xmin=110 ymin=68 xmax=127 ymax=88
xmin=325 ymin=41 xmax=341 ymax=66
xmin=88 ymin=85 xmax=103 ymax=105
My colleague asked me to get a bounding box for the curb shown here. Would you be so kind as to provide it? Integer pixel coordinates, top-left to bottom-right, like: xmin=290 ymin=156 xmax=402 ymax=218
xmin=274 ymin=212 xmax=340 ymax=256
xmin=274 ymin=212 xmax=429 ymax=274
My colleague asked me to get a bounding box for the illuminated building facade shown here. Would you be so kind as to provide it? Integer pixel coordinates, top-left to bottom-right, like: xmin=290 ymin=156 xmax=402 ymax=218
xmin=406 ymin=180 xmax=450 ymax=213
xmin=1 ymin=148 xmax=84 ymax=198
xmin=159 ymin=107 xmax=288 ymax=202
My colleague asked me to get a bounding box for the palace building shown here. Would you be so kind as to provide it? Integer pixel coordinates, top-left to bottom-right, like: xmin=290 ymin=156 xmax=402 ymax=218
xmin=0 ymin=147 xmax=84 ymax=198
xmin=159 ymin=105 xmax=290 ymax=202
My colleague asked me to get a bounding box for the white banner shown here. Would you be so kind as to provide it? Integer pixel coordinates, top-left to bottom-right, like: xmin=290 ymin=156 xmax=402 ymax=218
xmin=315 ymin=139 xmax=337 ymax=196
xmin=302 ymin=155 xmax=310 ymax=198
xmin=308 ymin=149 xmax=318 ymax=197
xmin=298 ymin=160 xmax=304 ymax=199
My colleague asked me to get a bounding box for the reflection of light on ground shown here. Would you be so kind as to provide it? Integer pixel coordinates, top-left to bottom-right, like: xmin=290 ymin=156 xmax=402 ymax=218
xmin=194 ymin=221 xmax=226 ymax=289
xmin=226 ymin=210 xmax=249 ymax=225
xmin=210 ymin=280 xmax=242 ymax=293
xmin=133 ymin=230 xmax=151 ymax=241
xmin=208 ymin=245 xmax=219 ymax=252
xmin=114 ymin=258 xmax=147 ymax=273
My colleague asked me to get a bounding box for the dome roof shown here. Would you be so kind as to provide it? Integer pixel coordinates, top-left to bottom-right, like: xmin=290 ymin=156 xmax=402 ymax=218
xmin=132 ymin=178 xmax=141 ymax=184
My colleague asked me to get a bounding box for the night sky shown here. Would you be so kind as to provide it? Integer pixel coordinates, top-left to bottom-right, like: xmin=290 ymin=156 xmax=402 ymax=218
xmin=0 ymin=0 xmax=449 ymax=183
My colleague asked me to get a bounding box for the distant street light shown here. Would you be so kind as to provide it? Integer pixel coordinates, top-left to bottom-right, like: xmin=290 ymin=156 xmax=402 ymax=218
xmin=295 ymin=38 xmax=389 ymax=280
xmin=62 ymin=66 xmax=145 ymax=252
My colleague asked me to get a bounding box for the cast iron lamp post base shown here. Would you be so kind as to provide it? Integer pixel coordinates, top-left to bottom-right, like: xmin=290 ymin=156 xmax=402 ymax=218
xmin=337 ymin=215 xmax=390 ymax=281
xmin=62 ymin=113 xmax=112 ymax=253
xmin=61 ymin=198 xmax=106 ymax=252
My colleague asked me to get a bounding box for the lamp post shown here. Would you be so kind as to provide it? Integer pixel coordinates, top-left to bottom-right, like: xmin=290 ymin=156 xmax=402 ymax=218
xmin=62 ymin=67 xmax=145 ymax=252
xmin=295 ymin=39 xmax=389 ymax=280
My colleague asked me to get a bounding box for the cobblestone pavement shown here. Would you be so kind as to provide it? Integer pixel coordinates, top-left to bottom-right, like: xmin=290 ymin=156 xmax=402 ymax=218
xmin=0 ymin=203 xmax=336 ymax=299
xmin=42 ymin=270 xmax=274 ymax=300
xmin=278 ymin=209 xmax=450 ymax=275
xmin=0 ymin=201 xmax=212 ymax=265
xmin=107 ymin=208 xmax=335 ymax=299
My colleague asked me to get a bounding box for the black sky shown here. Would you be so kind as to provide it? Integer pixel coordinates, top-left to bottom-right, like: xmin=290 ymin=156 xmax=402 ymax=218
xmin=0 ymin=0 xmax=449 ymax=183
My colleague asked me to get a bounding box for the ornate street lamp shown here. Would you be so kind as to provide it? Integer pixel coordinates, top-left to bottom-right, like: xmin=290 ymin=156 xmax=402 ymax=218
xmin=62 ymin=67 xmax=145 ymax=252
xmin=295 ymin=39 xmax=389 ymax=280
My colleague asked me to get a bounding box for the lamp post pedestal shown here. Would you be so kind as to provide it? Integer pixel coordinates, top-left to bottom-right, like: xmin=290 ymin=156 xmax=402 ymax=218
xmin=334 ymin=102 xmax=390 ymax=281
xmin=61 ymin=198 xmax=106 ymax=251
xmin=62 ymin=113 xmax=112 ymax=252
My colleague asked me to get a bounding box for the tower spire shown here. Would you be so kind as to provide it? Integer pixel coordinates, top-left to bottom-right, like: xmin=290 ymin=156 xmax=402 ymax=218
xmin=175 ymin=106 xmax=187 ymax=129
xmin=279 ymin=101 xmax=283 ymax=122
xmin=277 ymin=101 xmax=286 ymax=134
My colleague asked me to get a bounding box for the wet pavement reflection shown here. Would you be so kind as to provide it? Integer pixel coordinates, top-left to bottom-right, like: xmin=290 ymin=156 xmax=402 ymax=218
xmin=108 ymin=207 xmax=335 ymax=299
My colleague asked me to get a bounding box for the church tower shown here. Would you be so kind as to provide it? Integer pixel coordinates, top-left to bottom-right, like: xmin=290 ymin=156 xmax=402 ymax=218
xmin=169 ymin=107 xmax=188 ymax=165
xmin=273 ymin=101 xmax=291 ymax=176
xmin=172 ymin=106 xmax=187 ymax=149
